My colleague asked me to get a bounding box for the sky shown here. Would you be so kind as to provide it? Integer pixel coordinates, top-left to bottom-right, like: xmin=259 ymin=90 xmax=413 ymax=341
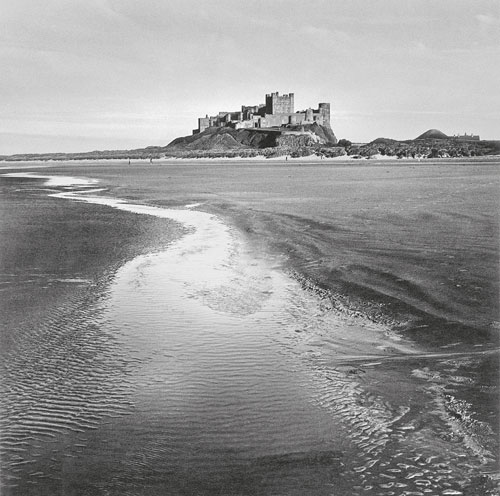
xmin=1 ymin=0 xmax=499 ymax=154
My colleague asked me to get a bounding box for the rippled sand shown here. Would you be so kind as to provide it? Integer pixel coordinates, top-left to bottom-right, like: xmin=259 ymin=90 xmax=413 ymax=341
xmin=1 ymin=165 xmax=498 ymax=495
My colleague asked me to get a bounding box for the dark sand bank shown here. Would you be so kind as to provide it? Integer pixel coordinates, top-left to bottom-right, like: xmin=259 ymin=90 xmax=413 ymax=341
xmin=1 ymin=159 xmax=499 ymax=495
xmin=1 ymin=174 xmax=187 ymax=495
xmin=218 ymin=203 xmax=498 ymax=347
xmin=0 ymin=174 xmax=184 ymax=352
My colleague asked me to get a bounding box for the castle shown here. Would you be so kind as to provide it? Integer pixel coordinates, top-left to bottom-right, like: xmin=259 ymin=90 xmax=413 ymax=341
xmin=193 ymin=92 xmax=331 ymax=134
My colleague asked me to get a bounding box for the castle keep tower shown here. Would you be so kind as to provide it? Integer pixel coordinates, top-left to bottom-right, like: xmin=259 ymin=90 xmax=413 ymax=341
xmin=265 ymin=92 xmax=294 ymax=114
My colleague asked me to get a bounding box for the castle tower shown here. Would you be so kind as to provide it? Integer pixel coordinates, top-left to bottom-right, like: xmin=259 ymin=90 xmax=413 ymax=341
xmin=265 ymin=92 xmax=294 ymax=114
xmin=197 ymin=115 xmax=210 ymax=133
xmin=318 ymin=103 xmax=331 ymax=126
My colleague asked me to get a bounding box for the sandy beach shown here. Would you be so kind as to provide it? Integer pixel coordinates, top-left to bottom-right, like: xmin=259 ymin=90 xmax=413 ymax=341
xmin=1 ymin=159 xmax=499 ymax=495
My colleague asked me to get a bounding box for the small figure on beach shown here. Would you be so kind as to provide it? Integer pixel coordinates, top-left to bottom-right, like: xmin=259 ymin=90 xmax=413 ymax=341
xmin=150 ymin=157 xmax=153 ymax=164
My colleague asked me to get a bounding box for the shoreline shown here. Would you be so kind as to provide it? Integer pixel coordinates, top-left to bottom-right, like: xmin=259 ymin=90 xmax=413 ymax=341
xmin=1 ymin=154 xmax=500 ymax=167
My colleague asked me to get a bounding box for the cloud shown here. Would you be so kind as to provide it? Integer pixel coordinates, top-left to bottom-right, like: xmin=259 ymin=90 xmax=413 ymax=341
xmin=299 ymin=25 xmax=351 ymax=44
xmin=475 ymin=14 xmax=500 ymax=25
xmin=411 ymin=41 xmax=428 ymax=54
xmin=334 ymin=110 xmax=375 ymax=120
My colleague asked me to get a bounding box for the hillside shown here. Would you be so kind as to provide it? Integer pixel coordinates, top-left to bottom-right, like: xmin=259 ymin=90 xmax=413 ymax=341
xmin=165 ymin=123 xmax=337 ymax=157
xmin=0 ymin=123 xmax=338 ymax=161
xmin=348 ymin=135 xmax=500 ymax=159
xmin=415 ymin=129 xmax=449 ymax=140
xmin=0 ymin=145 xmax=172 ymax=162
xmin=1 ymin=127 xmax=498 ymax=162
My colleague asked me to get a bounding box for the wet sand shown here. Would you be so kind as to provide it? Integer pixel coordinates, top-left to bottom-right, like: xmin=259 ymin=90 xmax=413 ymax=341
xmin=1 ymin=160 xmax=499 ymax=495
xmin=0 ymin=173 xmax=183 ymax=353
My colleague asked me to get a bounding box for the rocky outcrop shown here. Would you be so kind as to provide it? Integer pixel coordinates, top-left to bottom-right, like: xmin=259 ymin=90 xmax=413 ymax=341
xmin=167 ymin=127 xmax=275 ymax=152
xmin=165 ymin=123 xmax=337 ymax=156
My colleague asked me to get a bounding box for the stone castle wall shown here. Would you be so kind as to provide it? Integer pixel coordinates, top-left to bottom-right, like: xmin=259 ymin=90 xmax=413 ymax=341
xmin=193 ymin=92 xmax=331 ymax=134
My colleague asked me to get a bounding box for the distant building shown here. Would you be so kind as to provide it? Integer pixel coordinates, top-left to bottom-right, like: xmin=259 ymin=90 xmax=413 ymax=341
xmin=193 ymin=92 xmax=331 ymax=134
xmin=452 ymin=133 xmax=480 ymax=141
